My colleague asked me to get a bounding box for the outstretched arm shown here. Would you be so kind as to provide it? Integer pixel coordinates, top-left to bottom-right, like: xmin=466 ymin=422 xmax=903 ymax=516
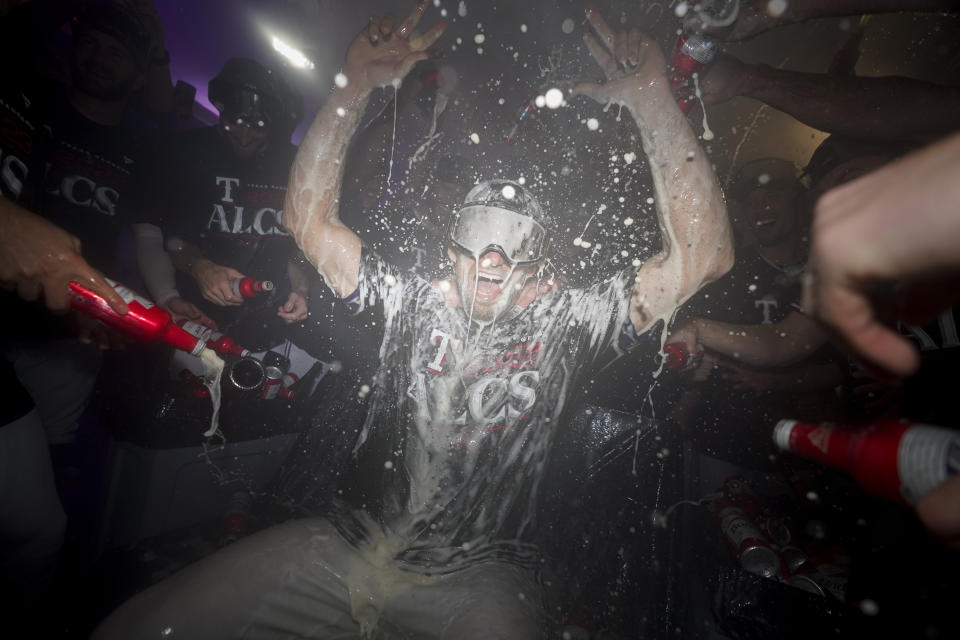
xmin=573 ymin=6 xmax=733 ymax=335
xmin=694 ymin=0 xmax=956 ymax=42
xmin=670 ymin=310 xmax=828 ymax=368
xmin=283 ymin=0 xmax=445 ymax=298
xmin=701 ymin=56 xmax=960 ymax=143
xmin=803 ymin=130 xmax=960 ymax=377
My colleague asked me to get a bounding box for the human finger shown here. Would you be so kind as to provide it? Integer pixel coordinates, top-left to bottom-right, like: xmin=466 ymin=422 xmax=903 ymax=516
xmin=219 ymin=282 xmax=243 ymax=306
xmin=364 ymin=18 xmax=380 ymax=44
xmin=614 ymin=29 xmax=628 ymax=66
xmin=626 ymin=28 xmax=644 ymax=66
xmin=408 ymin=19 xmax=447 ymax=51
xmin=195 ymin=310 xmax=218 ymax=330
xmin=82 ymin=268 xmax=128 ymax=315
xmin=44 ymin=278 xmax=74 ymax=312
xmin=201 ymin=285 xmax=225 ymax=307
xmin=585 ymin=4 xmax=616 ymax=54
xmin=379 ymin=14 xmax=396 ymax=38
xmin=820 ymin=285 xmax=920 ymax=377
xmin=17 ymin=278 xmax=41 ymax=303
xmin=581 ymin=32 xmax=617 ymax=78
xmin=397 ymin=0 xmax=429 ymax=38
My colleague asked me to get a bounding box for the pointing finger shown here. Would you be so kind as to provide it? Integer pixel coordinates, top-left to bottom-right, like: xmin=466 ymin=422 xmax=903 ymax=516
xmin=582 ymin=32 xmax=617 ymax=78
xmin=585 ymin=4 xmax=616 ymax=55
xmin=409 ymin=19 xmax=447 ymax=51
xmin=380 ymin=14 xmax=396 ymax=38
xmin=397 ymin=0 xmax=429 ymax=38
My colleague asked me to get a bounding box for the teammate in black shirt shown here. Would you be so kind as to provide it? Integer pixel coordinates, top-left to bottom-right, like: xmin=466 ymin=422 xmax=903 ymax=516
xmin=130 ymin=57 xmax=312 ymax=348
xmin=94 ymin=3 xmax=733 ymax=637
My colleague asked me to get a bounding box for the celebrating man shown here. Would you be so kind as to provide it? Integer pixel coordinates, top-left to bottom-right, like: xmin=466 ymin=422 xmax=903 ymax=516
xmin=94 ymin=2 xmax=732 ymax=637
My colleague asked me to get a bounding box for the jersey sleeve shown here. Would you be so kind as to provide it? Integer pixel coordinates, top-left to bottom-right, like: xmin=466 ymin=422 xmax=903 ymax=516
xmin=344 ymin=243 xmax=430 ymax=317
xmin=565 ymin=268 xmax=644 ymax=362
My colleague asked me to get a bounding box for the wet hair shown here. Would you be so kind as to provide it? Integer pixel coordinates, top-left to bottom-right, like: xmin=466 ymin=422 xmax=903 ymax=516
xmin=72 ymin=2 xmax=152 ymax=71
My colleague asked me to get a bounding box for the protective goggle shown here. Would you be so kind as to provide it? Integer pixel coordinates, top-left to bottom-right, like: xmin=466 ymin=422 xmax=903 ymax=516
xmin=449 ymin=205 xmax=547 ymax=266
xmin=221 ymin=87 xmax=273 ymax=129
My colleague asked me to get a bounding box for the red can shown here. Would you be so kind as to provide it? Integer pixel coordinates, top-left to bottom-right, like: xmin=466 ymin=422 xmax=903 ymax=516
xmin=715 ymin=500 xmax=783 ymax=578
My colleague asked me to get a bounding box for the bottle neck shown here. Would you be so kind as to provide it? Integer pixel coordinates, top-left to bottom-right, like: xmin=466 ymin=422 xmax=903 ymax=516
xmin=777 ymin=420 xmax=857 ymax=472
xmin=161 ymin=324 xmax=205 ymax=355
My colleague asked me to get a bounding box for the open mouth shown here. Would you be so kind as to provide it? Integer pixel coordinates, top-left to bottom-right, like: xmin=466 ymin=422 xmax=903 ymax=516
xmin=475 ymin=272 xmax=504 ymax=301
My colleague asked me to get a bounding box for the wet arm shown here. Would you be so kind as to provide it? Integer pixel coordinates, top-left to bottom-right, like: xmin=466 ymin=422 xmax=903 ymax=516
xmin=691 ymin=310 xmax=827 ymax=367
xmin=624 ymin=77 xmax=733 ymax=333
xmin=731 ymin=63 xmax=960 ymax=143
xmin=703 ymin=0 xmax=957 ymax=42
xmin=283 ymin=2 xmax=444 ymax=298
xmin=282 ymin=84 xmax=369 ymax=298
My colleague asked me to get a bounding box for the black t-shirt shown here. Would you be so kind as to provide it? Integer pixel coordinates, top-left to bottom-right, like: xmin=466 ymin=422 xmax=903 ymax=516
xmin=30 ymin=83 xmax=140 ymax=273
xmin=896 ymin=308 xmax=960 ymax=424
xmin=126 ymin=126 xmax=298 ymax=335
xmin=681 ymin=249 xmax=840 ymax=467
xmin=330 ymin=247 xmax=641 ymax=572
xmin=693 ymin=249 xmax=803 ymax=325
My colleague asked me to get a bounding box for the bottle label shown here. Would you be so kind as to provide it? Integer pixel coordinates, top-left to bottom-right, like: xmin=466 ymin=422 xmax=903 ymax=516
xmin=898 ymin=425 xmax=960 ymax=504
xmin=179 ymin=320 xmax=218 ymax=340
xmin=105 ymin=278 xmax=153 ymax=308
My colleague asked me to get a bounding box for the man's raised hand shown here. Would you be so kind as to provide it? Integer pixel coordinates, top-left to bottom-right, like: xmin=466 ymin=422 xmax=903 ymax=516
xmin=342 ymin=0 xmax=446 ymax=94
xmin=571 ymin=4 xmax=668 ymax=105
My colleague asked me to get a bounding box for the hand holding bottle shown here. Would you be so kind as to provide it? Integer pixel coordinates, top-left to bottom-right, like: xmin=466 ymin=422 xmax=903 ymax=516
xmin=1 ymin=197 xmax=127 ymax=315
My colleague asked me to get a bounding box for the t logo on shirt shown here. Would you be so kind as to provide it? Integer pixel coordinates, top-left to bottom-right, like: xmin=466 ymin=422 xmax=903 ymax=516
xmin=426 ymin=329 xmax=453 ymax=374
xmin=208 ymin=174 xmax=287 ymax=236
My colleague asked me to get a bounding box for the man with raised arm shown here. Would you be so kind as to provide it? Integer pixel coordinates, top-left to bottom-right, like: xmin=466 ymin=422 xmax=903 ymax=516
xmin=94 ymin=3 xmax=732 ymax=637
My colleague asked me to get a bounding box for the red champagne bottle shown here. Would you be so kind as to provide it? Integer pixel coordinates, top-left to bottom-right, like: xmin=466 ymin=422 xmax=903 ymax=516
xmin=69 ymin=279 xmax=205 ymax=356
xmin=177 ymin=320 xmax=251 ymax=358
xmin=668 ymin=33 xmax=719 ymax=113
xmin=178 ymin=369 xmax=211 ymax=399
xmin=230 ymin=277 xmax=274 ymax=299
xmin=773 ymin=419 xmax=960 ymax=505
xmin=662 ymin=342 xmax=695 ymax=370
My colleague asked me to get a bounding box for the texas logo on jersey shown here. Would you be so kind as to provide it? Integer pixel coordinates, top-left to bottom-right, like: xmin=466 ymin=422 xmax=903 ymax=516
xmin=407 ymin=328 xmax=543 ymax=449
xmin=207 ymin=175 xmax=288 ymax=237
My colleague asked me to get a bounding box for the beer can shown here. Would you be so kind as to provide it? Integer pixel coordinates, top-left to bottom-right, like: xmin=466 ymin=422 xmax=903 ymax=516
xmin=785 ymin=574 xmax=825 ymax=597
xmin=716 ymin=502 xmax=783 ymax=578
xmin=779 ymin=545 xmax=808 ymax=573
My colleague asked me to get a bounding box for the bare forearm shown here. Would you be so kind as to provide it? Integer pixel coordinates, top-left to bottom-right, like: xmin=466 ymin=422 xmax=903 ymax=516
xmin=166 ymin=239 xmax=207 ymax=279
xmin=753 ymin=362 xmax=845 ymax=391
xmin=695 ymin=314 xmax=825 ymax=367
xmin=626 ymin=80 xmax=732 ymax=316
xmin=783 ymin=0 xmax=957 ymax=22
xmin=745 ymin=65 xmax=959 ymax=142
xmin=283 ymin=84 xmax=369 ymax=297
